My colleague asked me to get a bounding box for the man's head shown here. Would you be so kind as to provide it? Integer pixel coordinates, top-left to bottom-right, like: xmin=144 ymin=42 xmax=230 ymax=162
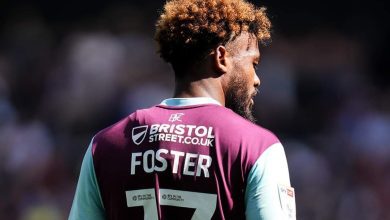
xmin=222 ymin=32 xmax=261 ymax=122
xmin=155 ymin=0 xmax=271 ymax=121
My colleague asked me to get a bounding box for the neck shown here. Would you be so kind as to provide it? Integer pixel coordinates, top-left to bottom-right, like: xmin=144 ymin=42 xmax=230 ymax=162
xmin=173 ymin=77 xmax=225 ymax=106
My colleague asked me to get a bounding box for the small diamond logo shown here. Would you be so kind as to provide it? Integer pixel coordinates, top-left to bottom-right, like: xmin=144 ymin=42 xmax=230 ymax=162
xmin=169 ymin=113 xmax=184 ymax=122
xmin=132 ymin=125 xmax=148 ymax=145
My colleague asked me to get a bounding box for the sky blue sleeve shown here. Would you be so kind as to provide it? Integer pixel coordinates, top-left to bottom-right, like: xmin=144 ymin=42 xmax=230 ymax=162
xmin=245 ymin=143 xmax=295 ymax=220
xmin=69 ymin=140 xmax=105 ymax=220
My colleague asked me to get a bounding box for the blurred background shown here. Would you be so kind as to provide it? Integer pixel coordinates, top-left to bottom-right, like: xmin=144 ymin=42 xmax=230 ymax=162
xmin=0 ymin=0 xmax=389 ymax=219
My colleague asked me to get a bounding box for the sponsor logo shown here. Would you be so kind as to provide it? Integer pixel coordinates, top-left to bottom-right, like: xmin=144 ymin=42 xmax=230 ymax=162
xmin=132 ymin=125 xmax=148 ymax=145
xmin=132 ymin=193 xmax=153 ymax=201
xmin=149 ymin=124 xmax=214 ymax=147
xmin=169 ymin=113 xmax=184 ymax=122
xmin=278 ymin=185 xmax=296 ymax=220
xmin=131 ymin=123 xmax=214 ymax=147
xmin=161 ymin=193 xmax=184 ymax=201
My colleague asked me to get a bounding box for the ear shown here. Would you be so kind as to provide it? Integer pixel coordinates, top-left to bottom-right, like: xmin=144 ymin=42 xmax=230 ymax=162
xmin=213 ymin=45 xmax=229 ymax=74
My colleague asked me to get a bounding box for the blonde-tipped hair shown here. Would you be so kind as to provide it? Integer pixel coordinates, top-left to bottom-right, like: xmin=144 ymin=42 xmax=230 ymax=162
xmin=155 ymin=0 xmax=271 ymax=67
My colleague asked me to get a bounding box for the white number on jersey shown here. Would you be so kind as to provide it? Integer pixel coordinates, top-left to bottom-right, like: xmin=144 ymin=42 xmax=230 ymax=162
xmin=125 ymin=188 xmax=217 ymax=220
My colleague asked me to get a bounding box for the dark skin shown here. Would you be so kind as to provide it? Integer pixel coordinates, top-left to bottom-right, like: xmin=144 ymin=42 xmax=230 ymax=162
xmin=173 ymin=32 xmax=261 ymax=121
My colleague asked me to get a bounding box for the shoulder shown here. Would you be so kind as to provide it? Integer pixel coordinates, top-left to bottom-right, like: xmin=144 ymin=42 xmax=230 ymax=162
xmin=93 ymin=116 xmax=130 ymax=146
xmin=92 ymin=107 xmax=153 ymax=154
xmin=197 ymin=106 xmax=280 ymax=169
xmin=210 ymin=106 xmax=279 ymax=146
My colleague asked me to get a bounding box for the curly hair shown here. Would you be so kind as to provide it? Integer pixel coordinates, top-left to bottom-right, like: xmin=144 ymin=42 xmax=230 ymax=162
xmin=155 ymin=0 xmax=271 ymax=71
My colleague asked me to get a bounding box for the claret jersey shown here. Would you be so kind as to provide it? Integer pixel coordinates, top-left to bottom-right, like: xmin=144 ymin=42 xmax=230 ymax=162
xmin=69 ymin=97 xmax=295 ymax=220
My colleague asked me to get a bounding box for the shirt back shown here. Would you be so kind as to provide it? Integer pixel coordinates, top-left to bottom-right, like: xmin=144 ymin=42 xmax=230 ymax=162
xmin=92 ymin=103 xmax=279 ymax=219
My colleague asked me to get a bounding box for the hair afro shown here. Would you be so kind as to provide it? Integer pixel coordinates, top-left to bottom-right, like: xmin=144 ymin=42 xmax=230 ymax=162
xmin=155 ymin=0 xmax=271 ymax=67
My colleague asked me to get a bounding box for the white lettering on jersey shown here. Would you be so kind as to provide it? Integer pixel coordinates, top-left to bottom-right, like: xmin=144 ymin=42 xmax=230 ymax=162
xmin=147 ymin=124 xmax=214 ymax=147
xmin=149 ymin=124 xmax=214 ymax=138
xmin=133 ymin=124 xmax=215 ymax=147
xmin=130 ymin=149 xmax=212 ymax=178
xmin=168 ymin=113 xmax=184 ymax=122
xmin=131 ymin=152 xmax=142 ymax=175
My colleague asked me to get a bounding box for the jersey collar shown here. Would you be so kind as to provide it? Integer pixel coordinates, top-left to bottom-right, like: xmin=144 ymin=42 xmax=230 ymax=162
xmin=160 ymin=97 xmax=222 ymax=107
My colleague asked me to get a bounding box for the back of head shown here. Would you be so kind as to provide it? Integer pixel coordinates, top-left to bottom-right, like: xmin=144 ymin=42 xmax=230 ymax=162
xmin=155 ymin=0 xmax=271 ymax=77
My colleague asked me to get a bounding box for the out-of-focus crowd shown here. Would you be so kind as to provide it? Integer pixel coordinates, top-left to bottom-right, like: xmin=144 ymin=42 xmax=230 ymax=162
xmin=0 ymin=1 xmax=389 ymax=220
